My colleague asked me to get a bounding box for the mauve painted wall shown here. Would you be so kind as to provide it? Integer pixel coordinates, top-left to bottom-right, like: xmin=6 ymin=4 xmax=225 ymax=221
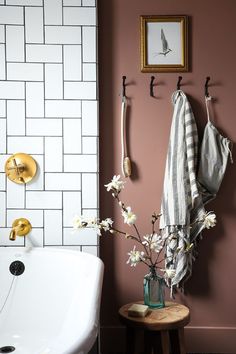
xmin=99 ymin=0 xmax=236 ymax=352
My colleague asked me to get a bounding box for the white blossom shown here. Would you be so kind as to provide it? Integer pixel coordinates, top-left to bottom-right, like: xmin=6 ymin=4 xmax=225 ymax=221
xmin=202 ymin=212 xmax=217 ymax=229
xmin=127 ymin=246 xmax=145 ymax=267
xmin=73 ymin=215 xmax=87 ymax=229
xmin=100 ymin=218 xmax=113 ymax=231
xmin=161 ymin=268 xmax=176 ymax=279
xmin=122 ymin=206 xmax=137 ymax=226
xmin=104 ymin=175 xmax=125 ymax=193
xmin=87 ymin=217 xmax=98 ymax=227
xmin=92 ymin=223 xmax=102 ymax=236
xmin=142 ymin=233 xmax=163 ymax=253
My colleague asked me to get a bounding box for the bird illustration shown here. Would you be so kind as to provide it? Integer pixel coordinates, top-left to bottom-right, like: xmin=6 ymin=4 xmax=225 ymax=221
xmin=158 ymin=29 xmax=172 ymax=56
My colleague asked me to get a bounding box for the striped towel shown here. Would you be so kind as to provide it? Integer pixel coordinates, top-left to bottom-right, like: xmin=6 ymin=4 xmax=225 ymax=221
xmin=160 ymin=90 xmax=202 ymax=295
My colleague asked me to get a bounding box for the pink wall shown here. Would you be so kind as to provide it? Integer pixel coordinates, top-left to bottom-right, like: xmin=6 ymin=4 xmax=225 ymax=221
xmin=99 ymin=0 xmax=236 ymax=352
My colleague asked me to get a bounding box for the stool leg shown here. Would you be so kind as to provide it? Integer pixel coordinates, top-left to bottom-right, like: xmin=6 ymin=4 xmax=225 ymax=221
xmin=145 ymin=330 xmax=166 ymax=354
xmin=169 ymin=328 xmax=186 ymax=354
xmin=144 ymin=330 xmax=154 ymax=354
xmin=126 ymin=327 xmax=136 ymax=354
xmin=160 ymin=330 xmax=170 ymax=354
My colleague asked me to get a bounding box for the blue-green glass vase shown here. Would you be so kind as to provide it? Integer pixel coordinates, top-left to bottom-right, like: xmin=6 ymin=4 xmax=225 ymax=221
xmin=143 ymin=266 xmax=165 ymax=309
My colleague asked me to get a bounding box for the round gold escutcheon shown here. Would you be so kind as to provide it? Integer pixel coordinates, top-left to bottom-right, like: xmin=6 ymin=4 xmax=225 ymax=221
xmin=12 ymin=218 xmax=32 ymax=237
xmin=5 ymin=153 xmax=37 ymax=184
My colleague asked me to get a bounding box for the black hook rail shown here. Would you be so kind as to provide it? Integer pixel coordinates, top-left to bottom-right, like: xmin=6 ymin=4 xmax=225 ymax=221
xmin=150 ymin=76 xmax=155 ymax=97
xmin=121 ymin=75 xmax=212 ymax=97
xmin=177 ymin=76 xmax=182 ymax=90
xmin=205 ymin=76 xmax=210 ymax=97
xmin=122 ymin=76 xmax=126 ymax=97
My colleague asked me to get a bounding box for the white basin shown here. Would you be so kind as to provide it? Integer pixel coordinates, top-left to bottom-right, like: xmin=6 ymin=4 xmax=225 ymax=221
xmin=0 ymin=247 xmax=104 ymax=354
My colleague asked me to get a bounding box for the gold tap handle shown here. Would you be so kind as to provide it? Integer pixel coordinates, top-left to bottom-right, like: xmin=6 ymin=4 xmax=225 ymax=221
xmin=8 ymin=159 xmax=26 ymax=183
xmin=8 ymin=159 xmax=25 ymax=173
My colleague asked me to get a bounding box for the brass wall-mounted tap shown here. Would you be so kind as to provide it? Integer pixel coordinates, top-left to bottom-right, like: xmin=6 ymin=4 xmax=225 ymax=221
xmin=9 ymin=218 xmax=32 ymax=241
xmin=5 ymin=153 xmax=37 ymax=184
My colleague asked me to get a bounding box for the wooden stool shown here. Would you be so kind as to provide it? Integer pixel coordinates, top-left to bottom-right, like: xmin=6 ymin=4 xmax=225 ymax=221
xmin=119 ymin=301 xmax=190 ymax=354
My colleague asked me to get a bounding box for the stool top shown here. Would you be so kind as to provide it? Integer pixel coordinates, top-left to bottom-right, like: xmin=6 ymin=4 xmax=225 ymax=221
xmin=119 ymin=301 xmax=190 ymax=331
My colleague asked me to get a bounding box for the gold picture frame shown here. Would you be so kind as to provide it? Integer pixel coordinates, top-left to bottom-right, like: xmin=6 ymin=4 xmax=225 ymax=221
xmin=140 ymin=15 xmax=188 ymax=72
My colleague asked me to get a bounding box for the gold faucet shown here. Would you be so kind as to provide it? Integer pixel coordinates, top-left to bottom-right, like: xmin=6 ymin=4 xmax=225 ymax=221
xmin=9 ymin=218 xmax=32 ymax=241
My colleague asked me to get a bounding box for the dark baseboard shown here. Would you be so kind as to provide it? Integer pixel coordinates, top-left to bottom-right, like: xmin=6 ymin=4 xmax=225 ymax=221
xmin=100 ymin=325 xmax=236 ymax=354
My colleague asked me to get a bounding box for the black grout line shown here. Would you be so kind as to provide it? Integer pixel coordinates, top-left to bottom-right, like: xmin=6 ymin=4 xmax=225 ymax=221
xmin=3 ymin=26 xmax=7 ymax=79
xmin=42 ymin=0 xmax=45 ymax=44
xmin=62 ymin=45 xmax=65 ymax=99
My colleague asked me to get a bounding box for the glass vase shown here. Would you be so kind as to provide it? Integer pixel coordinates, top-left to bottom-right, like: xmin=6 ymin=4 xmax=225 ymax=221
xmin=143 ymin=266 xmax=165 ymax=309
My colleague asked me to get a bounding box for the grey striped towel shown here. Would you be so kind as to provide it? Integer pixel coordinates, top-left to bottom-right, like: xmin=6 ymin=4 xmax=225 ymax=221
xmin=160 ymin=90 xmax=202 ymax=295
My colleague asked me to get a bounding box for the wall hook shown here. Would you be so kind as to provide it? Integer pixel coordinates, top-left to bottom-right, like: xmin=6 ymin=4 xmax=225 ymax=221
xmin=122 ymin=76 xmax=126 ymax=97
xmin=150 ymin=76 xmax=155 ymax=97
xmin=205 ymin=76 xmax=210 ymax=97
xmin=177 ymin=76 xmax=182 ymax=90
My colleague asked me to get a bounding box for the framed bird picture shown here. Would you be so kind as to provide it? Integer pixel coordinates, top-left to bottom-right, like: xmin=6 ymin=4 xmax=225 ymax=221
xmin=140 ymin=15 xmax=188 ymax=72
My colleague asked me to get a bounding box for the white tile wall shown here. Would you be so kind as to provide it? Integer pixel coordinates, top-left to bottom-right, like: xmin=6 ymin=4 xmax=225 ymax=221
xmin=82 ymin=0 xmax=96 ymax=6
xmin=45 ymin=100 xmax=81 ymax=117
xmin=83 ymin=63 xmax=97 ymax=81
xmin=0 ymin=45 xmax=5 ymax=80
xmin=82 ymin=136 xmax=97 ymax=154
xmin=6 ymin=26 xmax=24 ymax=62
xmin=64 ymin=45 xmax=81 ymax=80
xmin=0 ymin=81 xmax=24 ymax=99
xmin=26 ymin=82 xmax=44 ymax=117
xmin=25 ymin=228 xmax=44 ymax=248
xmin=26 ymin=191 xmax=62 ymax=209
xmin=45 ymin=173 xmax=81 ymax=190
xmin=7 ymin=100 xmax=25 ymax=135
xmin=82 ymin=26 xmax=96 ymax=62
xmin=64 ymin=82 xmax=96 ymax=99
xmin=7 ymin=137 xmax=44 ymax=154
xmin=45 ymin=26 xmax=81 ymax=44
xmin=64 ymin=155 xmax=97 ymax=172
xmin=63 ymin=0 xmax=81 ymax=6
xmin=0 ymin=173 xmax=6 ymax=191
xmin=7 ymin=209 xmax=44 ymax=227
xmin=44 ymin=210 xmax=62 ymax=245
xmin=0 ymin=155 xmax=10 ymax=172
xmin=82 ymin=173 xmax=97 ymax=208
xmin=0 ymin=228 xmax=24 ymax=246
xmin=63 ymin=119 xmax=81 ymax=153
xmin=0 ymin=1 xmax=99 ymax=256
xmin=0 ymin=192 xmax=6 ymax=227
xmin=0 ymin=100 xmax=5 ymax=117
xmin=45 ymin=137 xmax=63 ymax=172
xmin=25 ymin=7 xmax=44 ymax=43
xmin=0 ymin=119 xmax=6 ymax=153
xmin=26 ymin=154 xmax=44 ymax=191
xmin=7 ymin=63 xmax=43 ymax=81
xmin=44 ymin=0 xmax=62 ymax=25
xmin=0 ymin=26 xmax=5 ymax=43
xmin=6 ymin=179 xmax=25 ymax=208
xmin=82 ymin=208 xmax=98 ymax=218
xmin=82 ymin=100 xmax=98 ymax=136
xmin=26 ymin=118 xmax=62 ymax=136
xmin=6 ymin=0 xmax=43 ymax=5
xmin=0 ymin=6 xmax=23 ymax=25
xmin=26 ymin=44 xmax=62 ymax=63
xmin=82 ymin=245 xmax=98 ymax=257
xmin=63 ymin=191 xmax=81 ymax=227
xmin=45 ymin=64 xmax=63 ymax=99
xmin=63 ymin=7 xmax=96 ymax=25
xmin=64 ymin=227 xmax=98 ymax=246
